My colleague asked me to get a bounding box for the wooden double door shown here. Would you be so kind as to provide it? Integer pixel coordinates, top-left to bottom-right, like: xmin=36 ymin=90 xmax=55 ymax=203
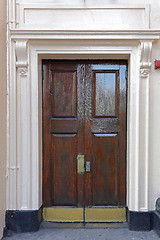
xmin=42 ymin=60 xmax=127 ymax=222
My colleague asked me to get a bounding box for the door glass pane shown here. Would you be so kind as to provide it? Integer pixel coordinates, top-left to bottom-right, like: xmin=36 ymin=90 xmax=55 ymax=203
xmin=95 ymin=72 xmax=116 ymax=117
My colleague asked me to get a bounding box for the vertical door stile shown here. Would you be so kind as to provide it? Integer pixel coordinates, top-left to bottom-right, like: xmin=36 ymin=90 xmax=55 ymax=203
xmin=84 ymin=63 xmax=93 ymax=207
xmin=42 ymin=62 xmax=52 ymax=207
xmin=77 ymin=64 xmax=85 ymax=207
xmin=118 ymin=64 xmax=127 ymax=206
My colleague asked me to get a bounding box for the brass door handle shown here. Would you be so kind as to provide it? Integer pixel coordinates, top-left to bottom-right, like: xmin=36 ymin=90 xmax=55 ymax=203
xmin=77 ymin=155 xmax=85 ymax=174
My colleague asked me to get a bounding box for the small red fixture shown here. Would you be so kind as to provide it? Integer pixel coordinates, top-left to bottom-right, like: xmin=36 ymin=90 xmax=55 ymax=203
xmin=155 ymin=60 xmax=160 ymax=69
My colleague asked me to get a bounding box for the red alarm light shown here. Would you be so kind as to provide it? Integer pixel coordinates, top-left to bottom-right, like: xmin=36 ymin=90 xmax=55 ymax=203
xmin=155 ymin=60 xmax=160 ymax=69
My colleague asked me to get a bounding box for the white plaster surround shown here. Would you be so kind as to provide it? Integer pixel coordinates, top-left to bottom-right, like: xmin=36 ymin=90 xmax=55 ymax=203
xmin=7 ymin=0 xmax=160 ymax=212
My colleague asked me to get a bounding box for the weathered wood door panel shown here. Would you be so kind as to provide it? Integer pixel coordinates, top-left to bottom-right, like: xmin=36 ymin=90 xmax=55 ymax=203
xmin=43 ymin=60 xmax=127 ymax=210
xmin=43 ymin=62 xmax=84 ymax=207
xmin=84 ymin=63 xmax=127 ymax=207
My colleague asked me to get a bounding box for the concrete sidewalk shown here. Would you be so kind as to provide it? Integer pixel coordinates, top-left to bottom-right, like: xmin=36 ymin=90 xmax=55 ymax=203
xmin=3 ymin=226 xmax=159 ymax=240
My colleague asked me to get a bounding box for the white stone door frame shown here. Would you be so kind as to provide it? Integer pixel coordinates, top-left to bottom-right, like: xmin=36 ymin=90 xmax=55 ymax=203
xmin=7 ymin=31 xmax=159 ymax=212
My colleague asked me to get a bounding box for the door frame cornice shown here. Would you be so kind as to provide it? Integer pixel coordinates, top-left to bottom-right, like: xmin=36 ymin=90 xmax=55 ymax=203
xmin=10 ymin=30 xmax=160 ymax=40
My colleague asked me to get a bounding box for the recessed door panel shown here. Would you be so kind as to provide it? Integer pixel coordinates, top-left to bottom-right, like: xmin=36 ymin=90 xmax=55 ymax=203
xmin=51 ymin=134 xmax=77 ymax=206
xmin=52 ymin=71 xmax=77 ymax=118
xmin=50 ymin=119 xmax=78 ymax=134
xmin=92 ymin=134 xmax=118 ymax=206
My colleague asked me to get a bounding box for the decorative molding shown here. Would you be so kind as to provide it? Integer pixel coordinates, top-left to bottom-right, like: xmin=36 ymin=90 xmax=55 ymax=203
xmin=14 ymin=3 xmax=150 ymax=30
xmin=15 ymin=40 xmax=28 ymax=78
xmin=140 ymin=68 xmax=150 ymax=78
xmin=10 ymin=30 xmax=160 ymax=40
xmin=27 ymin=41 xmax=141 ymax=211
xmin=17 ymin=67 xmax=28 ymax=77
xmin=140 ymin=41 xmax=152 ymax=78
xmin=8 ymin=166 xmax=20 ymax=171
xmin=15 ymin=40 xmax=28 ymax=67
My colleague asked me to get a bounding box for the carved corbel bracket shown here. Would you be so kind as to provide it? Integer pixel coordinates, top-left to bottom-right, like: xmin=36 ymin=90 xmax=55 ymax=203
xmin=140 ymin=41 xmax=152 ymax=78
xmin=15 ymin=40 xmax=28 ymax=77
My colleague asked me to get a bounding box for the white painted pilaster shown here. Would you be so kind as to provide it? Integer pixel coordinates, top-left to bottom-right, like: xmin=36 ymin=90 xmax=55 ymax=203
xmin=127 ymin=45 xmax=141 ymax=212
xmin=30 ymin=46 xmax=41 ymax=209
xmin=139 ymin=40 xmax=152 ymax=211
xmin=7 ymin=40 xmax=17 ymax=210
xmin=15 ymin=40 xmax=31 ymax=210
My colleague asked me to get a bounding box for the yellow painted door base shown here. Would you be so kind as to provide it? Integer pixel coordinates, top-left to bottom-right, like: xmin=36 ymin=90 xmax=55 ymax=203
xmin=43 ymin=207 xmax=84 ymax=222
xmin=43 ymin=207 xmax=126 ymax=223
xmin=85 ymin=207 xmax=126 ymax=222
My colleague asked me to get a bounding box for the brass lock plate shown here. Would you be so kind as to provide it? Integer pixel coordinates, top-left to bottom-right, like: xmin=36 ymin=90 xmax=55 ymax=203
xmin=77 ymin=155 xmax=84 ymax=174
